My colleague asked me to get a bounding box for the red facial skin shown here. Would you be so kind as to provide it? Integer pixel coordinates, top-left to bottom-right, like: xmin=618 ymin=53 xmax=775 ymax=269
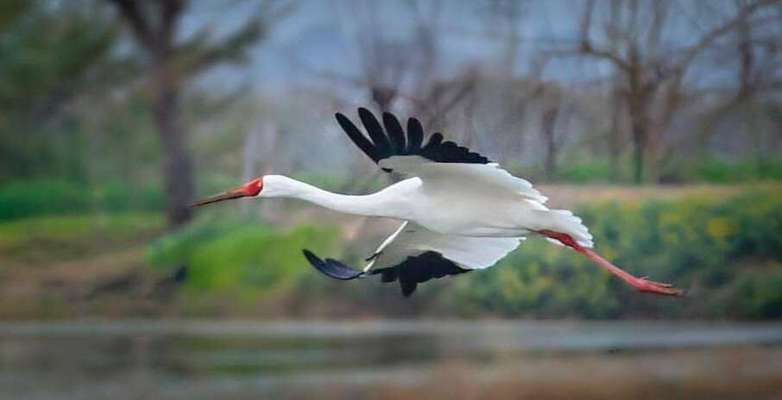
xmin=241 ymin=177 xmax=263 ymax=196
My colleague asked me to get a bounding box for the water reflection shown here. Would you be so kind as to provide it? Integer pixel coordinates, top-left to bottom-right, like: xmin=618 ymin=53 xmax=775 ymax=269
xmin=1 ymin=320 xmax=781 ymax=399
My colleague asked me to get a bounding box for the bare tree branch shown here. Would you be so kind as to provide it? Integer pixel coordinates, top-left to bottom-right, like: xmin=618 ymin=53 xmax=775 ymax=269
xmin=578 ymin=0 xmax=633 ymax=72
xmin=159 ymin=0 xmax=184 ymax=44
xmin=107 ymin=0 xmax=154 ymax=48
xmin=175 ymin=14 xmax=265 ymax=77
xmin=675 ymin=0 xmax=779 ymax=73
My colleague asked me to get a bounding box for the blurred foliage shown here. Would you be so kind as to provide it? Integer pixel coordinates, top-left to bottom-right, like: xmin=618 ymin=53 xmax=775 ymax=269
xmin=733 ymin=270 xmax=782 ymax=319
xmin=685 ymin=157 xmax=782 ymax=183
xmin=132 ymin=188 xmax=782 ymax=319
xmin=0 ymin=0 xmax=779 ymax=321
xmin=0 ymin=179 xmax=164 ymax=220
xmin=0 ymin=179 xmax=90 ymax=220
xmin=555 ymin=160 xmax=614 ymax=183
xmin=146 ymin=215 xmax=340 ymax=300
xmin=518 ymin=157 xmax=782 ymax=184
xmin=444 ymin=188 xmax=782 ymax=318
xmin=0 ymin=212 xmax=162 ymax=263
xmin=3 ymin=155 xmax=779 ymax=221
xmin=0 ymin=0 xmax=123 ymax=182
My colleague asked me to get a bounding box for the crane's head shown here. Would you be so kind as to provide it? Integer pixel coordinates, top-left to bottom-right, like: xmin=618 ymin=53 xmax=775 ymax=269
xmin=190 ymin=177 xmax=263 ymax=207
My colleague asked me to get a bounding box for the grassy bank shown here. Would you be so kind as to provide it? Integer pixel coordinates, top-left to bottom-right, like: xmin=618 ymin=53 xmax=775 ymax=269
xmin=0 ymin=184 xmax=780 ymax=319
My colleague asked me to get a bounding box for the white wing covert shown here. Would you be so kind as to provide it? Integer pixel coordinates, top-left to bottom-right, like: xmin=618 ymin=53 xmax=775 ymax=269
xmin=335 ymin=108 xmax=547 ymax=203
xmin=303 ymin=222 xmax=521 ymax=296
xmin=367 ymin=222 xmax=522 ymax=271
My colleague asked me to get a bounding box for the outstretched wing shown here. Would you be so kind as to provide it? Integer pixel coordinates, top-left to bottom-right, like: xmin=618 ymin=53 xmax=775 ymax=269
xmin=336 ymin=108 xmax=490 ymax=171
xmin=303 ymin=222 xmax=522 ymax=296
xmin=335 ymin=108 xmax=547 ymax=203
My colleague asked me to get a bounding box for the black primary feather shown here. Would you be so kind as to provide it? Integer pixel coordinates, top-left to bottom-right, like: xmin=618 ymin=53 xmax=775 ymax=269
xmin=358 ymin=108 xmax=391 ymax=157
xmin=336 ymin=113 xmax=378 ymax=162
xmin=302 ymin=249 xmax=364 ymax=280
xmin=335 ymin=108 xmax=491 ymax=172
xmin=382 ymin=112 xmax=406 ymax=153
xmin=303 ymin=249 xmax=470 ymax=297
xmin=406 ymin=118 xmax=424 ymax=152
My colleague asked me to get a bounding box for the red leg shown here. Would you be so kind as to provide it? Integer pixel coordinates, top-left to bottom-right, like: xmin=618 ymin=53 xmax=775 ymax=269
xmin=538 ymin=230 xmax=685 ymax=297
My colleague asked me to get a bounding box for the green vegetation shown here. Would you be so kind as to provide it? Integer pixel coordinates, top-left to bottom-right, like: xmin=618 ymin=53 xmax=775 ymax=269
xmin=3 ymin=155 xmax=780 ymax=222
xmin=135 ymin=187 xmax=782 ymax=319
xmin=1 ymin=184 xmax=781 ymax=319
xmin=684 ymin=157 xmax=782 ymax=183
xmin=0 ymin=212 xmax=163 ymax=263
xmin=0 ymin=0 xmax=779 ymax=329
xmin=447 ymin=188 xmax=782 ymax=318
xmin=554 ymin=160 xmax=615 ymax=183
xmin=0 ymin=1 xmax=119 ymax=183
xmin=0 ymin=180 xmax=90 ymax=220
xmin=0 ymin=179 xmax=164 ymax=221
xmin=146 ymin=215 xmax=340 ymax=298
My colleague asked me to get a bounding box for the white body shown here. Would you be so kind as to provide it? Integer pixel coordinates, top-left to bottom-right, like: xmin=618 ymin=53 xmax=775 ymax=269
xmin=261 ymin=156 xmax=592 ymax=272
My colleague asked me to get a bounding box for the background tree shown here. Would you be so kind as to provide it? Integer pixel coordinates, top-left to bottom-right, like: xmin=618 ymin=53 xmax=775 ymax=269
xmin=572 ymin=0 xmax=777 ymax=183
xmin=107 ymin=0 xmax=281 ymax=226
xmin=0 ymin=0 xmax=118 ymax=181
xmin=696 ymin=0 xmax=782 ymax=172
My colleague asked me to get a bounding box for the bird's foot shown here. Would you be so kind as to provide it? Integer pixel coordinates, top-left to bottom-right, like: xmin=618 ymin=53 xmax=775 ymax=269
xmin=629 ymin=276 xmax=686 ymax=297
xmin=536 ymin=230 xmax=687 ymax=298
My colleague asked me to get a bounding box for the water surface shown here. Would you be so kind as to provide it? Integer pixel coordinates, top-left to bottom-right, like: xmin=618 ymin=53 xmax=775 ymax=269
xmin=1 ymin=320 xmax=780 ymax=399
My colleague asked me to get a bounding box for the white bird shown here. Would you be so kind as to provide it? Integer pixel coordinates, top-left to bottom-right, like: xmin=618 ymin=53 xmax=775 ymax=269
xmin=193 ymin=108 xmax=684 ymax=297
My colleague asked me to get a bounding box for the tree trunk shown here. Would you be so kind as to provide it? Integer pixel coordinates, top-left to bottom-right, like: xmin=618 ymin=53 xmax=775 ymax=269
xmin=541 ymin=106 xmax=559 ymax=180
xmin=626 ymin=86 xmax=649 ymax=184
xmin=608 ymin=86 xmax=622 ymax=181
xmin=630 ymin=115 xmax=647 ymax=184
xmin=153 ymin=56 xmax=193 ymax=227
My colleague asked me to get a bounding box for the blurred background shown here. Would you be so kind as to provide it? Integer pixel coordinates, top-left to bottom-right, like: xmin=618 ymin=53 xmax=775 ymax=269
xmin=1 ymin=0 xmax=781 ymax=399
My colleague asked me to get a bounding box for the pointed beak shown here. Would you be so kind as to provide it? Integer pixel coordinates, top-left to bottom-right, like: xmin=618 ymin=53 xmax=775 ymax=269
xmin=190 ymin=177 xmax=263 ymax=208
xmin=190 ymin=189 xmax=248 ymax=207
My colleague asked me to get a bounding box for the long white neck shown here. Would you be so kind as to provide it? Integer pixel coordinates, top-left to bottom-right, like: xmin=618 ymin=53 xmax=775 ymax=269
xmin=260 ymin=175 xmax=409 ymax=219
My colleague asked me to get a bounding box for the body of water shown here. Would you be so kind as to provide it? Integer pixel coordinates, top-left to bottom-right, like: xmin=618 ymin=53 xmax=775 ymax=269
xmin=1 ymin=320 xmax=781 ymax=399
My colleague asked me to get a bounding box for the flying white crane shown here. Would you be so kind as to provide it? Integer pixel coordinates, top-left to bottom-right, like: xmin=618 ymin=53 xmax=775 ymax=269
xmin=193 ymin=108 xmax=684 ymax=297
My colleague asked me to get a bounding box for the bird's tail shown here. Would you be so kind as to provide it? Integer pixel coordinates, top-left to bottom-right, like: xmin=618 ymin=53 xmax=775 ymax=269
xmin=534 ymin=209 xmax=593 ymax=248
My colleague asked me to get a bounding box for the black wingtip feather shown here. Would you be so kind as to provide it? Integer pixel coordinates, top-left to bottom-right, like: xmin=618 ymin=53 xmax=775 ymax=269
xmin=335 ymin=113 xmax=379 ymax=162
xmin=335 ymin=108 xmax=492 ymax=170
xmin=303 ymin=249 xmax=470 ymax=297
xmin=382 ymin=112 xmax=406 ymax=153
xmin=302 ymin=249 xmax=364 ymax=280
xmin=400 ymin=281 xmax=417 ymax=297
xmin=358 ymin=108 xmax=391 ymax=153
xmin=370 ymin=251 xmax=470 ymax=297
xmin=423 ymin=133 xmax=443 ymax=149
xmin=406 ymin=118 xmax=424 ymax=152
